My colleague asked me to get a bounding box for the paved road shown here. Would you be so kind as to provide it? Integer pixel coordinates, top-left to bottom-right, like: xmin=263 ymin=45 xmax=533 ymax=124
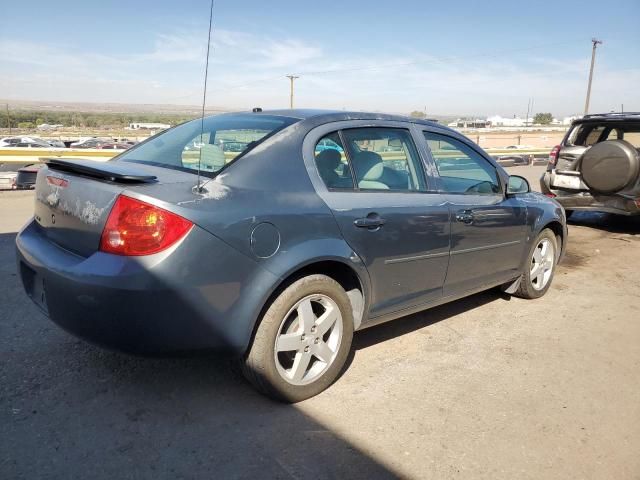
xmin=1 ymin=173 xmax=639 ymax=479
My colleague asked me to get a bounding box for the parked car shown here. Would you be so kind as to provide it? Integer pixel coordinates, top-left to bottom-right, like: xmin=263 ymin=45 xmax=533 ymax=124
xmin=0 ymin=137 xmax=50 ymax=148
xmin=220 ymin=140 xmax=249 ymax=153
xmin=0 ymin=137 xmax=22 ymax=147
xmin=504 ymin=145 xmax=534 ymax=150
xmin=70 ymin=138 xmax=108 ymax=148
xmin=496 ymin=154 xmax=531 ymax=167
xmin=96 ymin=142 xmax=130 ymax=150
xmin=46 ymin=139 xmax=67 ymax=148
xmin=15 ymin=140 xmax=52 ymax=148
xmin=16 ymin=163 xmax=44 ymax=189
xmin=0 ymin=166 xmax=17 ymax=190
xmin=541 ymin=112 xmax=640 ymax=216
xmin=16 ymin=110 xmax=566 ymax=402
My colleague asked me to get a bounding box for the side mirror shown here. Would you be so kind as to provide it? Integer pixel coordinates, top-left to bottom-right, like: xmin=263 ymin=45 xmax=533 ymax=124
xmin=507 ymin=175 xmax=530 ymax=194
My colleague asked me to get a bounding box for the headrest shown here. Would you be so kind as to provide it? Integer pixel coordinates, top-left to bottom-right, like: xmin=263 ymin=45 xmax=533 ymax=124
xmin=354 ymin=151 xmax=384 ymax=181
xmin=315 ymin=149 xmax=342 ymax=172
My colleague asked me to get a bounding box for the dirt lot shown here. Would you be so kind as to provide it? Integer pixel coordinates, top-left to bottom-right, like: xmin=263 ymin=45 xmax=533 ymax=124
xmin=1 ymin=167 xmax=639 ymax=479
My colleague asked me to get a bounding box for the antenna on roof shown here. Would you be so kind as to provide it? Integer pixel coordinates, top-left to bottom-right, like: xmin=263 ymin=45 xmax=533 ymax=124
xmin=195 ymin=0 xmax=215 ymax=193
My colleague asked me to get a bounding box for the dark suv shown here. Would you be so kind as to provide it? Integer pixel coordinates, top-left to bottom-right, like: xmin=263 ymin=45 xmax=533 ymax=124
xmin=541 ymin=113 xmax=640 ymax=216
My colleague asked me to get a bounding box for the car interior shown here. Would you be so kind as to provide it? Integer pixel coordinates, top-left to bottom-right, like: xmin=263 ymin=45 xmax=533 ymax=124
xmin=315 ymin=128 xmax=501 ymax=194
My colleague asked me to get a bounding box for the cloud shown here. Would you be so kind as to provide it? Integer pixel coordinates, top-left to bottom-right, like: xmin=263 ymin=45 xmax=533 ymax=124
xmin=2 ymin=29 xmax=638 ymax=116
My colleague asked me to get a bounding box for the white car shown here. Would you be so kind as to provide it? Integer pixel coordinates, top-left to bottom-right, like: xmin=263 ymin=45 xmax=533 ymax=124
xmin=0 ymin=137 xmax=51 ymax=148
xmin=0 ymin=164 xmax=19 ymax=190
xmin=504 ymin=145 xmax=534 ymax=150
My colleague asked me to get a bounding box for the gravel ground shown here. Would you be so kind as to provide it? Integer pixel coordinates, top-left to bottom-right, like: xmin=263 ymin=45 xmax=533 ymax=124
xmin=1 ymin=168 xmax=639 ymax=479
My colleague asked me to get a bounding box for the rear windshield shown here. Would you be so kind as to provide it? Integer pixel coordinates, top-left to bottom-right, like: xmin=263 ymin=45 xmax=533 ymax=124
xmin=116 ymin=114 xmax=298 ymax=177
xmin=566 ymin=122 xmax=640 ymax=148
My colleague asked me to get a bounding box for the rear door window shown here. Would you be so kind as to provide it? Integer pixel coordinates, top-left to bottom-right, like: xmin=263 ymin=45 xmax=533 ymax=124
xmin=313 ymin=132 xmax=354 ymax=189
xmin=339 ymin=128 xmax=427 ymax=191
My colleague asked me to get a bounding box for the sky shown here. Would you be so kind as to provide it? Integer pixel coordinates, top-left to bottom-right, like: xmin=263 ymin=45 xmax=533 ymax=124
xmin=1 ymin=0 xmax=639 ymax=117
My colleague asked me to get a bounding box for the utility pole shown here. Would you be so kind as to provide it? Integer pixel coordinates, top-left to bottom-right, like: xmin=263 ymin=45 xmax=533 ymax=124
xmin=5 ymin=103 xmax=10 ymax=134
xmin=584 ymin=38 xmax=603 ymax=115
xmin=286 ymin=75 xmax=299 ymax=109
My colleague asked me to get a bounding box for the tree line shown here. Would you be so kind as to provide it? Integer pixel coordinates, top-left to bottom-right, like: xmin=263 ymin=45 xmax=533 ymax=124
xmin=0 ymin=110 xmax=198 ymax=129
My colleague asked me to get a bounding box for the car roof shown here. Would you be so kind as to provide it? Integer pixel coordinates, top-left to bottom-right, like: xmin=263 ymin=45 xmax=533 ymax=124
xmin=574 ymin=112 xmax=640 ymax=124
xmin=224 ymin=108 xmax=446 ymax=129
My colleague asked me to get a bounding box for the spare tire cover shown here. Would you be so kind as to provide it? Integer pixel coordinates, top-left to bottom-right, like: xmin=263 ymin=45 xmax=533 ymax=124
xmin=580 ymin=139 xmax=639 ymax=194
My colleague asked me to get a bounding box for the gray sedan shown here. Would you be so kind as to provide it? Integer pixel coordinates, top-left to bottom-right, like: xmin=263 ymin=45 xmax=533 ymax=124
xmin=16 ymin=110 xmax=567 ymax=401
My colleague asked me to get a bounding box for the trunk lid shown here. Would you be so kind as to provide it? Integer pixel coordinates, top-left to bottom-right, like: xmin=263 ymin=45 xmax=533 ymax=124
xmin=34 ymin=159 xmax=197 ymax=257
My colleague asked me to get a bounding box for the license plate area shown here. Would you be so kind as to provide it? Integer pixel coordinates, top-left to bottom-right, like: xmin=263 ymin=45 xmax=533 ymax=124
xmin=20 ymin=262 xmax=49 ymax=314
xmin=550 ymin=171 xmax=587 ymax=191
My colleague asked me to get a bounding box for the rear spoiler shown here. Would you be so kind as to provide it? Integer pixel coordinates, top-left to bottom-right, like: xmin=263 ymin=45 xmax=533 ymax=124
xmin=45 ymin=158 xmax=157 ymax=183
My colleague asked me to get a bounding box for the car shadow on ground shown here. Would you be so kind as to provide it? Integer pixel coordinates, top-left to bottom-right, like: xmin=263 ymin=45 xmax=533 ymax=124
xmin=568 ymin=211 xmax=640 ymax=235
xmin=1 ymin=229 xmax=499 ymax=479
xmin=2 ymin=232 xmax=402 ymax=479
xmin=353 ymin=290 xmax=500 ymax=351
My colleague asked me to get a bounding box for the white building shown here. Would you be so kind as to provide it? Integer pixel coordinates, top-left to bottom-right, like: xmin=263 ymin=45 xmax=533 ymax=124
xmin=562 ymin=116 xmax=581 ymax=125
xmin=447 ymin=118 xmax=489 ymax=128
xmin=37 ymin=123 xmax=64 ymax=130
xmin=486 ymin=115 xmax=534 ymax=127
xmin=127 ymin=122 xmax=171 ymax=130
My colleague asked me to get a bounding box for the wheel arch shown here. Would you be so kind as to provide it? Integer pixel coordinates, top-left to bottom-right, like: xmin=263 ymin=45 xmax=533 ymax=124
xmin=540 ymin=220 xmax=566 ymax=259
xmin=244 ymin=257 xmax=368 ymax=357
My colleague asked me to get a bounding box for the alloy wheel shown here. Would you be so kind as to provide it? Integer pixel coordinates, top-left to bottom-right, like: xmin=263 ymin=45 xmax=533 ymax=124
xmin=274 ymin=294 xmax=343 ymax=386
xmin=530 ymin=238 xmax=555 ymax=290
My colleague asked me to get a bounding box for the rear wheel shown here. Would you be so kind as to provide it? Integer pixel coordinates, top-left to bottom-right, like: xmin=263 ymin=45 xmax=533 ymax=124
xmin=242 ymin=274 xmax=354 ymax=402
xmin=513 ymin=228 xmax=558 ymax=299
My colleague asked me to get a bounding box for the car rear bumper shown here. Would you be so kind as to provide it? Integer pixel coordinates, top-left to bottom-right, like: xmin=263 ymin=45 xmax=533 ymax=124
xmin=16 ymin=220 xmax=277 ymax=355
xmin=540 ymin=172 xmax=640 ymax=216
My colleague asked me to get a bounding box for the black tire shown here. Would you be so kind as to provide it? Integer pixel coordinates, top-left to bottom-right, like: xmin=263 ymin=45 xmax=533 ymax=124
xmin=242 ymin=274 xmax=354 ymax=402
xmin=513 ymin=228 xmax=559 ymax=299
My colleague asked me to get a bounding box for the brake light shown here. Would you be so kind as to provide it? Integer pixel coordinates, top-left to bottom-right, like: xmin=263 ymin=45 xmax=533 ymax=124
xmin=100 ymin=195 xmax=193 ymax=256
xmin=544 ymin=193 xmax=556 ymax=198
xmin=548 ymin=145 xmax=560 ymax=166
xmin=47 ymin=176 xmax=69 ymax=188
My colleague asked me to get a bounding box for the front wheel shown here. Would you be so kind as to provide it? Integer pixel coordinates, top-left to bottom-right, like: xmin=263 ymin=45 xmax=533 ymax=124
xmin=242 ymin=274 xmax=354 ymax=402
xmin=513 ymin=229 xmax=558 ymax=299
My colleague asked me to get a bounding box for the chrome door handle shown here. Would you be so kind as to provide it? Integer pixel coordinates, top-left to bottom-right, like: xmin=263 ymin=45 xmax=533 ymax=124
xmin=354 ymin=216 xmax=386 ymax=229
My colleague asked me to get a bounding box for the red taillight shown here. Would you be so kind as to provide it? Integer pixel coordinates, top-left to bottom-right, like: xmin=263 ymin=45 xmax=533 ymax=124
xmin=544 ymin=193 xmax=557 ymax=198
xmin=100 ymin=195 xmax=193 ymax=256
xmin=548 ymin=145 xmax=560 ymax=166
xmin=47 ymin=176 xmax=69 ymax=188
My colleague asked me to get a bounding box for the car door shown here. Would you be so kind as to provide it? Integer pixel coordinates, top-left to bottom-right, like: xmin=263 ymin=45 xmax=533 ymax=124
xmin=309 ymin=123 xmax=450 ymax=319
xmin=423 ymin=131 xmax=528 ymax=297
